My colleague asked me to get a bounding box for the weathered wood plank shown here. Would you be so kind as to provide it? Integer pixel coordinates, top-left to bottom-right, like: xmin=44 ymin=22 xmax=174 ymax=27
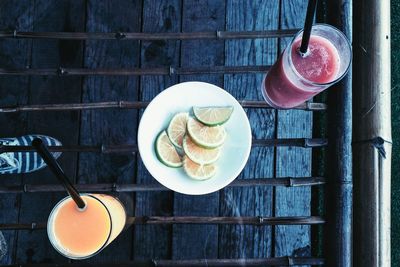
xmin=13 ymin=0 xmax=85 ymax=263
xmin=77 ymin=0 xmax=142 ymax=263
xmin=0 ymin=1 xmax=34 ymax=264
xmin=134 ymin=0 xmax=181 ymax=260
xmin=275 ymin=0 xmax=312 ymax=265
xmin=218 ymin=0 xmax=278 ymax=259
xmin=171 ymin=0 xmax=225 ymax=260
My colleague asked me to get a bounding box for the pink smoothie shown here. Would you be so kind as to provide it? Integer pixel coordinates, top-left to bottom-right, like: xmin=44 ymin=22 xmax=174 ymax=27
xmin=264 ymin=35 xmax=340 ymax=108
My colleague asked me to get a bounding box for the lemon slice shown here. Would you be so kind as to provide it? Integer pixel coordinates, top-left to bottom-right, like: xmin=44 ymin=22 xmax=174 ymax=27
xmin=183 ymin=135 xmax=221 ymax=165
xmin=193 ymin=106 xmax=234 ymax=126
xmin=183 ymin=156 xmax=217 ymax=180
xmin=167 ymin=112 xmax=189 ymax=149
xmin=187 ymin=117 xmax=226 ymax=148
xmin=155 ymin=131 xmax=182 ymax=168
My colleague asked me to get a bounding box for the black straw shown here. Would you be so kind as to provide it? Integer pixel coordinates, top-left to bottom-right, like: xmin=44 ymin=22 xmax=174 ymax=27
xmin=299 ymin=0 xmax=318 ymax=56
xmin=32 ymin=138 xmax=86 ymax=210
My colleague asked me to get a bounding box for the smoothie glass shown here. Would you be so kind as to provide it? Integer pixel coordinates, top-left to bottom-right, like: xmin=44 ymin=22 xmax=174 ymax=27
xmin=261 ymin=24 xmax=352 ymax=108
xmin=47 ymin=194 xmax=126 ymax=260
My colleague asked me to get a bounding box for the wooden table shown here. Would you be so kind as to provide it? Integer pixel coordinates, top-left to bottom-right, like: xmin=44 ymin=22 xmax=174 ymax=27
xmin=0 ymin=0 xmax=361 ymax=266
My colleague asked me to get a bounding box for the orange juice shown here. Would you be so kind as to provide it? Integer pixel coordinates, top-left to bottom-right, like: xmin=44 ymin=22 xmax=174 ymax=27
xmin=47 ymin=194 xmax=126 ymax=259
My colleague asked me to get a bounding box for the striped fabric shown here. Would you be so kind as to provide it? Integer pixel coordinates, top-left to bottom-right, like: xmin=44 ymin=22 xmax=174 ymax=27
xmin=0 ymin=135 xmax=62 ymax=175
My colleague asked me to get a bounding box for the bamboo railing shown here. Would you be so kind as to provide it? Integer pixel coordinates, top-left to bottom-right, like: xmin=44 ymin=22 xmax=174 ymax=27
xmin=0 ymin=4 xmax=357 ymax=265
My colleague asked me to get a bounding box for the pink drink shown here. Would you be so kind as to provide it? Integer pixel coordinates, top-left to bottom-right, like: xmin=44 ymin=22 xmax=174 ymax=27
xmin=262 ymin=24 xmax=351 ymax=108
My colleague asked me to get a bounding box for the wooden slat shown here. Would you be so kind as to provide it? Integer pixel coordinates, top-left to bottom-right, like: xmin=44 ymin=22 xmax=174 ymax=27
xmin=171 ymin=0 xmax=225 ymax=260
xmin=14 ymin=0 xmax=85 ymax=263
xmin=275 ymin=1 xmax=312 ymax=265
xmin=0 ymin=1 xmax=34 ymax=264
xmin=218 ymin=0 xmax=278 ymax=259
xmin=0 ymin=29 xmax=299 ymax=40
xmin=134 ymin=0 xmax=181 ymax=260
xmin=76 ymin=0 xmax=142 ymax=263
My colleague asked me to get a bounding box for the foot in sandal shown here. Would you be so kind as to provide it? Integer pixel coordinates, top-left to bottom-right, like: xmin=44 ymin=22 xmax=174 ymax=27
xmin=0 ymin=135 xmax=62 ymax=174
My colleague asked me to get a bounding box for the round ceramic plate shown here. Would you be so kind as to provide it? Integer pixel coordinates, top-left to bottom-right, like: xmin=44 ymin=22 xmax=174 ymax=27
xmin=138 ymin=81 xmax=252 ymax=195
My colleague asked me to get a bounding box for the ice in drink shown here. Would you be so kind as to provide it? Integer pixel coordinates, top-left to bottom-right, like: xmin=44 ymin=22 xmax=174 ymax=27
xmin=47 ymin=194 xmax=126 ymax=259
xmin=262 ymin=24 xmax=351 ymax=108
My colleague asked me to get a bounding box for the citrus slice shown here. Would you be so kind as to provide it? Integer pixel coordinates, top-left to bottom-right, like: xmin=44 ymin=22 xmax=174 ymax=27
xmin=187 ymin=117 xmax=226 ymax=148
xmin=167 ymin=112 xmax=189 ymax=149
xmin=183 ymin=135 xmax=221 ymax=165
xmin=193 ymin=106 xmax=234 ymax=126
xmin=155 ymin=131 xmax=182 ymax=168
xmin=183 ymin=156 xmax=217 ymax=180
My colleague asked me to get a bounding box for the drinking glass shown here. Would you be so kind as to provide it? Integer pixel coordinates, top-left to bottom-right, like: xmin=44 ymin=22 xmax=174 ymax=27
xmin=261 ymin=24 xmax=352 ymax=108
xmin=47 ymin=194 xmax=126 ymax=259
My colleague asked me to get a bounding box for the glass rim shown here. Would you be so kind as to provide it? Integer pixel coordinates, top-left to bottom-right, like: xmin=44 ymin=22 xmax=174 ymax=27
xmin=287 ymin=23 xmax=352 ymax=87
xmin=47 ymin=194 xmax=113 ymax=260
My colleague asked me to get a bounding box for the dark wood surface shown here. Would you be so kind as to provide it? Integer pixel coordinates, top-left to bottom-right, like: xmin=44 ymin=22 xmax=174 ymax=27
xmin=0 ymin=0 xmax=317 ymax=265
xmin=0 ymin=1 xmax=34 ymax=264
xmin=275 ymin=1 xmax=312 ymax=266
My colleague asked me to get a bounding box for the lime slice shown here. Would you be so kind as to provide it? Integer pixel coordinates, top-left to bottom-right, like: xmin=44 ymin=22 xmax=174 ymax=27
xmin=187 ymin=117 xmax=226 ymax=148
xmin=183 ymin=135 xmax=221 ymax=165
xmin=167 ymin=112 xmax=189 ymax=149
xmin=183 ymin=156 xmax=217 ymax=180
xmin=193 ymin=106 xmax=234 ymax=126
xmin=155 ymin=131 xmax=182 ymax=168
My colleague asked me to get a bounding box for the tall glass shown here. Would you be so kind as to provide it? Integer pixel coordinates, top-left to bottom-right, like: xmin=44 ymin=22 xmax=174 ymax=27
xmin=47 ymin=194 xmax=126 ymax=259
xmin=261 ymin=24 xmax=352 ymax=108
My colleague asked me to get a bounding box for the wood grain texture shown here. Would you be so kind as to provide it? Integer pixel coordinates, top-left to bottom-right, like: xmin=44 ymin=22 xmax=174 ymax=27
xmin=171 ymin=0 xmax=225 ymax=260
xmin=0 ymin=1 xmax=34 ymax=264
xmin=134 ymin=0 xmax=181 ymax=260
xmin=275 ymin=1 xmax=312 ymax=265
xmin=77 ymin=0 xmax=142 ymax=263
xmin=218 ymin=0 xmax=278 ymax=259
xmin=10 ymin=0 xmax=85 ymax=263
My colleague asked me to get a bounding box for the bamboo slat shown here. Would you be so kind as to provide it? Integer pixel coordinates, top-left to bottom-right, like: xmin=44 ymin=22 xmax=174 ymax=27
xmin=0 ymin=138 xmax=327 ymax=154
xmin=353 ymin=0 xmax=391 ymax=266
xmin=0 ymin=216 xmax=325 ymax=230
xmin=0 ymin=100 xmax=327 ymax=112
xmin=0 ymin=177 xmax=325 ymax=193
xmin=0 ymin=29 xmax=299 ymax=40
xmin=0 ymin=66 xmax=269 ymax=76
xmin=0 ymin=257 xmax=324 ymax=266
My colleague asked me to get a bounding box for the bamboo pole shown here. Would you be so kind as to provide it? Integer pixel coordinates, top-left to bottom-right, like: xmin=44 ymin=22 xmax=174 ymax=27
xmin=0 ymin=138 xmax=327 ymax=154
xmin=353 ymin=0 xmax=391 ymax=266
xmin=0 ymin=66 xmax=270 ymax=76
xmin=0 ymin=216 xmax=325 ymax=230
xmin=326 ymin=0 xmax=353 ymax=266
xmin=0 ymin=29 xmax=299 ymax=40
xmin=0 ymin=100 xmax=327 ymax=113
xmin=0 ymin=257 xmax=324 ymax=267
xmin=0 ymin=177 xmax=325 ymax=193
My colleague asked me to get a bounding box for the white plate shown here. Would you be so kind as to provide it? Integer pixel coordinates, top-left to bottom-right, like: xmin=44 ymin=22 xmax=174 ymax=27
xmin=138 ymin=81 xmax=252 ymax=195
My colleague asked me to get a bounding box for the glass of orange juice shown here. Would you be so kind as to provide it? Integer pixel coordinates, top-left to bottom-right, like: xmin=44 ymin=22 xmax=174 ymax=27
xmin=47 ymin=194 xmax=126 ymax=259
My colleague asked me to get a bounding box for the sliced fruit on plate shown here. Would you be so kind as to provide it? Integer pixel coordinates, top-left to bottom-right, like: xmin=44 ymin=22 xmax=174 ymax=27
xmin=187 ymin=117 xmax=226 ymax=149
xmin=155 ymin=131 xmax=182 ymax=168
xmin=167 ymin=112 xmax=189 ymax=149
xmin=193 ymin=106 xmax=234 ymax=126
xmin=183 ymin=156 xmax=217 ymax=180
xmin=183 ymin=135 xmax=221 ymax=165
